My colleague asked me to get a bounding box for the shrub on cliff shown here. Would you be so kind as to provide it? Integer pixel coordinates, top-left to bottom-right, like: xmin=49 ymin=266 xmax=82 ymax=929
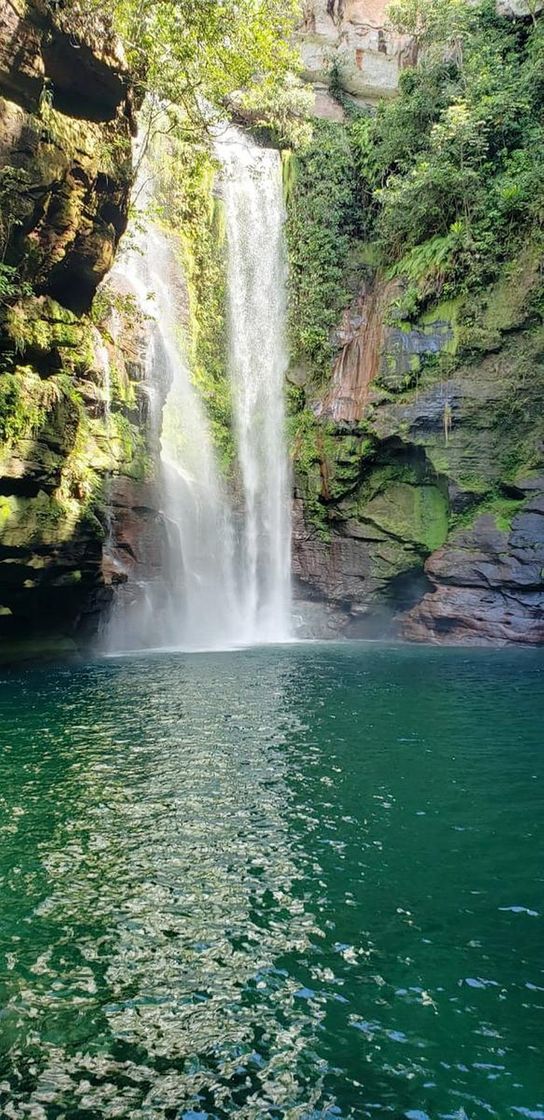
xmin=353 ymin=0 xmax=544 ymax=307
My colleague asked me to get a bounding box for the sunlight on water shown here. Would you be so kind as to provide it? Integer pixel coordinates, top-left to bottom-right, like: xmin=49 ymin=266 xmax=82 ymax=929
xmin=0 ymin=643 xmax=543 ymax=1118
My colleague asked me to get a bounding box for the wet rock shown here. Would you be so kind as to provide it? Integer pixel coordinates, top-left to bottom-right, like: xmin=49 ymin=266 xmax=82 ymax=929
xmin=0 ymin=0 xmax=133 ymax=315
xmin=0 ymin=2 xmax=142 ymax=658
xmin=294 ymin=258 xmax=544 ymax=645
xmin=0 ymin=0 xmax=131 ymax=119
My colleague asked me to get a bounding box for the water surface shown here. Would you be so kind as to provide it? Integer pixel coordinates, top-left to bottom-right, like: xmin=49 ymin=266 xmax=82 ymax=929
xmin=0 ymin=643 xmax=543 ymax=1118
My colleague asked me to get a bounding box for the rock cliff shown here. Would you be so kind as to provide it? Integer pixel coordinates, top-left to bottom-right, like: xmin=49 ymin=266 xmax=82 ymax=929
xmin=290 ymin=0 xmax=544 ymax=646
xmin=0 ymin=0 xmax=161 ymax=659
xmin=1 ymin=0 xmax=543 ymax=656
xmin=291 ymin=260 xmax=544 ymax=645
xmin=298 ymin=0 xmax=415 ymax=118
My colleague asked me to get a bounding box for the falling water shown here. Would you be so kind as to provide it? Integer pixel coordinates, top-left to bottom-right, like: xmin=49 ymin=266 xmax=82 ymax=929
xmin=218 ymin=130 xmax=292 ymax=642
xmin=106 ymin=130 xmax=291 ymax=651
xmin=106 ymin=224 xmax=240 ymax=651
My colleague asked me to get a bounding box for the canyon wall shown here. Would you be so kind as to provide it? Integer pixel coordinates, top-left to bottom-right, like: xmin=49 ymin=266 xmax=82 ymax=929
xmin=0 ymin=0 xmax=163 ymax=659
xmin=292 ymin=278 xmax=544 ymax=644
xmin=289 ymin=0 xmax=544 ymax=646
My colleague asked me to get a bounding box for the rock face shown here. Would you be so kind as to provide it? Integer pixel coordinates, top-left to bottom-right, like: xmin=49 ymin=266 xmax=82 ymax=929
xmin=0 ymin=0 xmax=135 ymax=314
xmin=496 ymin=1 xmax=544 ymax=16
xmin=403 ymin=494 xmax=544 ymax=645
xmin=297 ymin=0 xmax=538 ymax=119
xmin=0 ymin=1 xmax=163 ymax=659
xmin=298 ymin=0 xmax=415 ymax=116
xmin=292 ymin=259 xmax=544 ymax=645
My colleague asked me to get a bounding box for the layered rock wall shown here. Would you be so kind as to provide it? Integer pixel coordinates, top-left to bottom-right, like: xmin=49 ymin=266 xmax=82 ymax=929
xmin=298 ymin=0 xmax=414 ymax=117
xmin=298 ymin=0 xmax=540 ymax=119
xmin=292 ymin=261 xmax=544 ymax=644
xmin=0 ymin=1 xmax=162 ymax=659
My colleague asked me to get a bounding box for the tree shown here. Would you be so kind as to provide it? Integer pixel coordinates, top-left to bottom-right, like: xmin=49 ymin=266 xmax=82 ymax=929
xmin=71 ymin=0 xmax=301 ymax=130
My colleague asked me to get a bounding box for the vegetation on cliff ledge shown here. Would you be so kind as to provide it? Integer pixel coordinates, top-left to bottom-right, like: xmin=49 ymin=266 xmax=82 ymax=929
xmin=285 ymin=0 xmax=544 ymax=596
xmin=80 ymin=0 xmax=301 ymax=139
xmin=359 ymin=0 xmax=544 ymax=313
xmin=286 ymin=0 xmax=544 ymax=374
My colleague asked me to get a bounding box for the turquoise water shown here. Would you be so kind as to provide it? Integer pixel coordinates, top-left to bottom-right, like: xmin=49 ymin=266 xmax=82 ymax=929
xmin=0 ymin=643 xmax=543 ymax=1119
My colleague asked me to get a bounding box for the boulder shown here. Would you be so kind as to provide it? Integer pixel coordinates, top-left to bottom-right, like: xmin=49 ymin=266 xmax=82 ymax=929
xmin=402 ymin=497 xmax=544 ymax=644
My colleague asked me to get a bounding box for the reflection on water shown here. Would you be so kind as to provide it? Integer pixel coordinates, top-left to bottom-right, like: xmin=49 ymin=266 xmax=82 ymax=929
xmin=0 ymin=643 xmax=543 ymax=1119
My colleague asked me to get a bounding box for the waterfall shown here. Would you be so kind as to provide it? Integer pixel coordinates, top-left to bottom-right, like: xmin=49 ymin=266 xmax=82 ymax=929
xmin=218 ymin=131 xmax=292 ymax=643
xmin=106 ymin=130 xmax=291 ymax=652
xmin=151 ymin=231 xmax=242 ymax=648
xmin=105 ymin=225 xmax=240 ymax=651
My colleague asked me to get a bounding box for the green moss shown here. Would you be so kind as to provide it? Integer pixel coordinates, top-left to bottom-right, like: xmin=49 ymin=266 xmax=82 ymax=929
xmin=0 ymin=366 xmax=81 ymax=447
xmin=0 ymin=637 xmax=78 ymax=665
xmin=0 ymin=495 xmax=15 ymax=528
xmin=361 ymin=482 xmax=449 ymax=553
xmin=288 ymin=398 xmax=379 ymax=537
xmin=451 ymin=493 xmax=525 ymax=534
xmin=420 ymin=297 xmax=461 ymax=355
xmin=51 ymin=569 xmax=83 ymax=587
xmin=288 ymin=406 xmax=330 ymax=538
xmin=109 ymin=359 xmax=137 ymax=409
xmin=38 ymin=102 xmax=131 ymax=182
xmin=4 ymin=296 xmax=94 ymax=371
xmin=489 ymin=500 xmax=521 ymax=533
xmin=281 ymin=149 xmax=298 ymax=206
xmin=151 ymin=130 xmax=234 ymax=475
xmin=0 ymin=491 xmax=77 ymax=548
xmin=459 ymin=244 xmax=543 ymax=353
xmin=324 ymin=433 xmax=375 ymax=501
xmin=109 ymin=413 xmax=150 ymax=480
xmin=0 ymin=372 xmax=26 ymax=442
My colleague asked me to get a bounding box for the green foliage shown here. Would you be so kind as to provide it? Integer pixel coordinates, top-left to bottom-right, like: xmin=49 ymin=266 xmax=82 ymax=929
xmin=387 ymin=0 xmax=479 ymax=44
xmin=72 ymin=0 xmax=300 ymax=138
xmin=287 ymin=402 xmax=331 ymax=538
xmin=4 ymin=297 xmax=94 ymax=370
xmin=0 ymin=265 xmax=31 ymax=307
xmin=285 ymin=120 xmax=360 ymax=381
xmin=0 ymin=166 xmax=30 ymax=257
xmin=0 ymin=368 xmax=77 ymax=445
xmin=231 ymin=74 xmax=314 ymax=149
xmin=358 ymin=0 xmax=544 ymax=303
xmin=0 ymin=373 xmax=25 ymax=443
xmin=109 ymin=412 xmax=150 ymax=479
xmin=91 ymin=285 xmax=141 ymax=332
xmin=281 ymin=150 xmax=298 ymax=206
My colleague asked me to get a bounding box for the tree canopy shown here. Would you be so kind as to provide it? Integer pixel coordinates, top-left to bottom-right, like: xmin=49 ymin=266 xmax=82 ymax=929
xmin=79 ymin=0 xmax=301 ymax=128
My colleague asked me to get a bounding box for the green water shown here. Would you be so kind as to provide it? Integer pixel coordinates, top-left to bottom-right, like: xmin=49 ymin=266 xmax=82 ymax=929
xmin=0 ymin=643 xmax=543 ymax=1120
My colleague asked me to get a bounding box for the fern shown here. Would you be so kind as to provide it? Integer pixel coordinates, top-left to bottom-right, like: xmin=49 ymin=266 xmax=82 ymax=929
xmin=387 ymin=228 xmax=461 ymax=286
